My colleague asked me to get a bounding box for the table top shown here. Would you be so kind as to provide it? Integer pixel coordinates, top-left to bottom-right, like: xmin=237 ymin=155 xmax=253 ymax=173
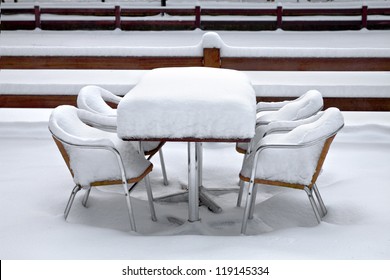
xmin=117 ymin=67 xmax=256 ymax=142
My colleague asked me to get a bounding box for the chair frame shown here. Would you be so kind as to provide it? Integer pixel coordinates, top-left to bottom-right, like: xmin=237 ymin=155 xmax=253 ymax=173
xmin=236 ymin=104 xmax=324 ymax=206
xmin=239 ymin=125 xmax=343 ymax=235
xmin=50 ymin=130 xmax=156 ymax=232
xmin=78 ymin=92 xmax=169 ymax=186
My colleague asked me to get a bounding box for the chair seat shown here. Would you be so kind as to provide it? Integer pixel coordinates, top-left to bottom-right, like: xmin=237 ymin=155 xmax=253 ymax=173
xmin=239 ymin=143 xmax=322 ymax=187
xmin=76 ymin=85 xmax=168 ymax=185
xmin=49 ymin=105 xmax=157 ymax=232
xmin=50 ymin=106 xmax=153 ymax=188
xmin=141 ymin=141 xmax=165 ymax=157
xmin=238 ymin=107 xmax=344 ymax=234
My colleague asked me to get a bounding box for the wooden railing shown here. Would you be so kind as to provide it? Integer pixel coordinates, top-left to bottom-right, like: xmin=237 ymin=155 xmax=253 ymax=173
xmin=1 ymin=13 xmax=390 ymax=111
xmin=2 ymin=5 xmax=390 ymax=31
xmin=2 ymin=44 xmax=389 ymax=110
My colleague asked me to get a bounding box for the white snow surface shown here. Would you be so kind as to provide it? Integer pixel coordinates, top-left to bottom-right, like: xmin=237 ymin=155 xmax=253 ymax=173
xmin=1 ymin=6 xmax=390 ymax=260
xmin=2 ymin=29 xmax=390 ymax=57
xmin=0 ymin=108 xmax=390 ymax=259
xmin=117 ymin=67 xmax=256 ymax=140
xmin=1 ymin=69 xmax=390 ymax=98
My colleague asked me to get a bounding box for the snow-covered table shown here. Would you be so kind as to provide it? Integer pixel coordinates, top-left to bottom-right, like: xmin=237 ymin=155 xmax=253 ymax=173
xmin=117 ymin=67 xmax=256 ymax=222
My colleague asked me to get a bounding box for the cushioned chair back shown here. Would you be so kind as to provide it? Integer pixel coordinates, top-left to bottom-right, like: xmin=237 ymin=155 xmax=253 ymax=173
xmin=77 ymin=85 xmax=121 ymax=115
xmin=49 ymin=105 xmax=132 ymax=187
xmin=264 ymin=90 xmax=324 ymax=123
xmin=243 ymin=107 xmax=344 ymax=187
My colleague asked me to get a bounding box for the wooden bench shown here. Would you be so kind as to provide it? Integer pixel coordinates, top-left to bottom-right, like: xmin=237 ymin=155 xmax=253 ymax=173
xmin=1 ymin=33 xmax=389 ymax=111
xmin=2 ymin=69 xmax=389 ymax=111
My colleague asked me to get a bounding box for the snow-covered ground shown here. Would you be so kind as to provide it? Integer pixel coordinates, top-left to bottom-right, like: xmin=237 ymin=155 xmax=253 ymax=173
xmin=1 ymin=4 xmax=390 ymax=277
xmin=1 ymin=106 xmax=390 ymax=261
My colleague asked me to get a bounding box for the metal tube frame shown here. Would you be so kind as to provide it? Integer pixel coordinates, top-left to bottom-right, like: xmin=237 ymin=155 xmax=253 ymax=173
xmin=188 ymin=142 xmax=200 ymax=222
xmin=158 ymin=149 xmax=169 ymax=186
xmin=241 ymin=125 xmax=343 ymax=234
xmin=51 ymin=131 xmax=156 ymax=232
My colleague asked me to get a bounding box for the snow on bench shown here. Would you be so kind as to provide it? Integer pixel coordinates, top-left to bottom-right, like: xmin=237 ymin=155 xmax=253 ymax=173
xmin=1 ymin=69 xmax=389 ymax=99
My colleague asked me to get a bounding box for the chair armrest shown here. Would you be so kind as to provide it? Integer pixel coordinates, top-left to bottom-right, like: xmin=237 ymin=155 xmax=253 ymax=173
xmin=77 ymin=108 xmax=117 ymax=132
xmin=256 ymin=100 xmax=292 ymax=113
xmin=50 ymin=127 xmax=116 ymax=150
xmin=103 ymin=92 xmax=122 ymax=105
xmin=263 ymin=112 xmax=324 ymax=136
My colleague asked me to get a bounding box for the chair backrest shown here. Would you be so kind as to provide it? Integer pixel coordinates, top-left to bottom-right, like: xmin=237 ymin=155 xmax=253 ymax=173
xmin=49 ymin=105 xmax=114 ymax=147
xmin=246 ymin=107 xmax=344 ymax=188
xmin=259 ymin=90 xmax=324 ymax=124
xmin=49 ymin=105 xmax=145 ymax=187
xmin=76 ymin=86 xmax=121 ymax=131
xmin=77 ymin=85 xmax=121 ymax=116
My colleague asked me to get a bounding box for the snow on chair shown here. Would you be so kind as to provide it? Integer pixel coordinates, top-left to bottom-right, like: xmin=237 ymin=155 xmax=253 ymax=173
xmin=48 ymin=105 xmax=157 ymax=232
xmin=236 ymin=89 xmax=324 ymax=206
xmin=77 ymin=85 xmax=168 ymax=186
xmin=236 ymin=89 xmax=324 ymax=155
xmin=238 ymin=107 xmax=344 ymax=234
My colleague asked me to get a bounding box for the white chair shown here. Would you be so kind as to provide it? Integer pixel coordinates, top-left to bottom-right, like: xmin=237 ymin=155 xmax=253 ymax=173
xmin=236 ymin=89 xmax=324 ymax=155
xmin=77 ymin=85 xmax=168 ymax=185
xmin=49 ymin=105 xmax=157 ymax=232
xmin=238 ymin=107 xmax=344 ymax=234
xmin=236 ymin=90 xmax=324 ymax=206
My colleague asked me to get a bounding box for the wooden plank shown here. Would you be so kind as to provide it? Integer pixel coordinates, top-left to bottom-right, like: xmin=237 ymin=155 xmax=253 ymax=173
xmin=40 ymin=8 xmax=115 ymax=16
xmin=283 ymin=8 xmax=362 ymax=16
xmin=120 ymin=20 xmax=196 ymax=31
xmin=120 ymin=8 xmax=195 ymax=17
xmin=1 ymin=95 xmax=389 ymax=111
xmin=41 ymin=20 xmax=116 ymax=31
xmin=1 ymin=56 xmax=203 ymax=69
xmin=367 ymin=8 xmax=390 ymax=15
xmin=203 ymin=48 xmax=221 ymax=68
xmin=201 ymin=20 xmax=277 ymax=31
xmin=256 ymin=97 xmax=390 ymax=111
xmin=201 ymin=8 xmax=276 ymax=16
xmin=1 ymin=8 xmax=35 ymax=15
xmin=281 ymin=20 xmax=362 ymax=31
xmin=3 ymin=56 xmax=389 ymax=71
xmin=0 ymin=95 xmax=77 ymax=108
xmin=1 ymin=21 xmax=36 ymax=30
xmin=221 ymin=57 xmax=390 ymax=71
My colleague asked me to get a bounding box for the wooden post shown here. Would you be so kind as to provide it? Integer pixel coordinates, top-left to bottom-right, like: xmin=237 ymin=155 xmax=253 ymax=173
xmin=277 ymin=5 xmax=283 ymax=30
xmin=203 ymin=48 xmax=221 ymax=68
xmin=115 ymin=5 xmax=121 ymax=29
xmin=362 ymin=5 xmax=368 ymax=29
xmin=34 ymin=5 xmax=41 ymax=29
xmin=195 ymin=6 xmax=201 ymax=29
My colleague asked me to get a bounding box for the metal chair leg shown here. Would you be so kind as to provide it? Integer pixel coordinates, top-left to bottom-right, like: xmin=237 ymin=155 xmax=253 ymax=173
xmin=241 ymin=180 xmax=255 ymax=235
xmin=304 ymin=186 xmax=322 ymax=224
xmin=144 ymin=174 xmax=157 ymax=222
xmin=122 ymin=182 xmax=137 ymax=232
xmin=236 ymin=180 xmax=245 ymax=207
xmin=237 ymin=153 xmax=249 ymax=207
xmin=197 ymin=142 xmax=203 ymax=188
xmin=158 ymin=149 xmax=169 ymax=186
xmin=64 ymin=185 xmax=82 ymax=220
xmin=248 ymin=183 xmax=258 ymax=219
xmin=82 ymin=187 xmax=91 ymax=207
xmin=312 ymin=183 xmax=327 ymax=217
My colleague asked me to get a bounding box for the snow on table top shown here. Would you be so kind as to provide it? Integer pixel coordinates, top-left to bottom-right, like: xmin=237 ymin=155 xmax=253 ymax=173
xmin=117 ymin=67 xmax=256 ymax=140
